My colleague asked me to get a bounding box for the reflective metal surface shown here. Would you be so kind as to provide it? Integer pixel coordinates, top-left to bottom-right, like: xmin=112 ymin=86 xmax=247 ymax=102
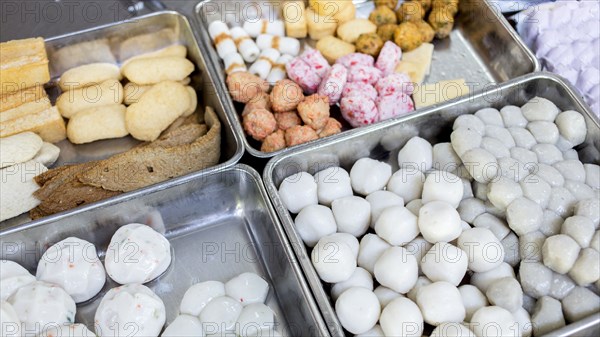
xmin=0 ymin=165 xmax=329 ymax=337
xmin=264 ymin=72 xmax=600 ymax=337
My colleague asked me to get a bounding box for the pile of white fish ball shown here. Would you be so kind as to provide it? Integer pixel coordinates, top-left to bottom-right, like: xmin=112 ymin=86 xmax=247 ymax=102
xmin=278 ymin=97 xmax=600 ymax=337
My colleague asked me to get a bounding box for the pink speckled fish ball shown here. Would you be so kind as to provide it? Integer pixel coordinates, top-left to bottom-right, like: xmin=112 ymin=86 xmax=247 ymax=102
xmin=318 ymin=64 xmax=348 ymax=105
xmin=336 ymin=53 xmax=375 ymax=69
xmin=377 ymin=92 xmax=415 ymax=122
xmin=299 ymin=47 xmax=331 ymax=79
xmin=286 ymin=57 xmax=321 ymax=94
xmin=341 ymin=94 xmax=380 ymax=128
xmin=347 ymin=65 xmax=383 ymax=85
xmin=342 ymin=81 xmax=378 ymax=102
xmin=376 ymin=73 xmax=415 ymax=97
xmin=375 ymin=41 xmax=402 ymax=76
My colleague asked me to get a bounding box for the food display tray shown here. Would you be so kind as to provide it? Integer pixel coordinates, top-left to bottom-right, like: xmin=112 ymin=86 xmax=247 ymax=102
xmin=195 ymin=0 xmax=539 ymax=158
xmin=0 ymin=11 xmax=244 ymax=229
xmin=263 ymin=72 xmax=600 ymax=337
xmin=0 ymin=164 xmax=329 ymax=337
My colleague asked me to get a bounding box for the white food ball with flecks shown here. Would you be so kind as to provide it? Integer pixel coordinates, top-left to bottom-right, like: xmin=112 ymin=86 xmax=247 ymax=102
xmin=421 ymin=242 xmax=468 ymax=286
xmin=312 ymin=235 xmax=357 ymax=283
xmin=180 ymin=280 xmax=225 ymax=316
xmin=387 ymin=169 xmax=425 ymax=203
xmin=199 ymin=296 xmax=242 ymax=334
xmin=225 ymin=272 xmax=269 ymax=305
xmin=0 ymin=260 xmax=35 ymax=301
xmin=161 ymin=315 xmax=204 ymax=337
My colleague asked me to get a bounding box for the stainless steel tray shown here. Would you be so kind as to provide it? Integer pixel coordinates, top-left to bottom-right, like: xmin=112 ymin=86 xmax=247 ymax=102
xmin=0 ymin=164 xmax=329 ymax=337
xmin=195 ymin=0 xmax=539 ymax=158
xmin=263 ymin=72 xmax=600 ymax=337
xmin=1 ymin=11 xmax=244 ymax=229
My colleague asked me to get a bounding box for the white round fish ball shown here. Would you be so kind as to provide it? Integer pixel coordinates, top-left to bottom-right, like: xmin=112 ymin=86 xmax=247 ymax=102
xmin=0 ymin=301 xmax=20 ymax=337
xmin=398 ymin=137 xmax=433 ymax=172
xmin=418 ymin=201 xmax=462 ymax=243
xmin=506 ymin=197 xmax=543 ymax=236
xmin=406 ymin=199 xmax=424 ymax=216
xmin=278 ymin=172 xmax=317 ymax=213
xmin=519 ymin=261 xmax=553 ymax=298
xmin=416 ymin=281 xmax=465 ymax=326
xmin=470 ymin=262 xmax=516 ymax=293
xmin=475 ymin=108 xmax=504 ymax=126
xmin=374 ymin=247 xmax=418 ymax=294
xmin=473 ymin=182 xmax=489 ymax=201
xmin=574 ymin=198 xmax=600 ymax=226
xmin=563 ymin=149 xmax=579 ymax=160
xmin=553 ymin=160 xmax=586 ymax=183
xmin=431 ymin=323 xmax=475 ymax=337
xmin=547 ymin=187 xmax=577 ymax=218
xmin=405 ymin=236 xmax=433 ymax=275
xmin=457 ymin=228 xmax=505 ymax=273
xmin=530 ymin=296 xmax=565 ymax=336
xmin=421 ymin=242 xmax=468 ymax=286
xmin=312 ymin=235 xmax=357 ymax=283
xmin=508 ymin=127 xmax=537 ymax=149
xmin=484 ymin=200 xmax=506 ymax=219
xmin=407 ymin=276 xmax=432 ymax=302
xmin=314 ymin=167 xmax=353 ymax=206
xmin=387 ymin=169 xmax=425 ymax=203
xmin=462 ymin=178 xmax=474 ymax=199
xmin=481 ymin=137 xmax=510 ymax=158
xmin=235 ymin=303 xmax=275 ymax=337
xmin=584 ymin=163 xmax=600 ymax=189
xmin=532 ymin=144 xmax=563 ymax=165
xmin=561 ymin=216 xmax=595 ymax=247
xmin=0 ymin=260 xmax=35 ymax=301
xmin=366 ymin=191 xmax=404 ymax=227
xmin=487 ymin=177 xmax=523 ymax=211
xmin=591 ymin=231 xmax=600 ymax=252
xmin=513 ymin=307 xmax=533 ymax=337
xmin=422 ymin=171 xmax=464 ymax=208
xmin=568 ymin=248 xmax=600 ymax=286
xmin=451 ymin=128 xmax=483 ymax=157
xmin=162 ymin=315 xmax=204 ymax=337
xmin=536 ymin=163 xmax=565 ymax=187
xmin=375 ymin=206 xmax=419 ymax=246
xmin=540 ymin=210 xmax=563 ymax=236
xmin=335 ymin=287 xmax=380 ymax=334
xmin=355 ymin=325 xmax=384 ymax=337
xmin=561 ymin=286 xmax=600 ymax=322
xmin=462 ymin=148 xmax=498 ymax=183
xmin=380 ymin=297 xmax=424 ymax=337
xmin=225 ymin=272 xmax=269 ymax=305
xmin=199 ymin=296 xmax=242 ymax=334
xmin=485 ymin=277 xmax=523 ymax=312
xmin=39 ymin=324 xmax=96 ymax=337
xmin=458 ymin=198 xmax=486 ymax=224
xmin=473 ymin=213 xmax=510 ymax=240
xmin=527 ymin=121 xmax=560 ymax=144
xmin=332 ymin=196 xmax=371 ymax=237
xmin=501 ymin=232 xmax=521 ymax=267
xmin=500 ymin=105 xmax=528 ymax=128
xmin=549 ymin=272 xmax=576 ymax=300
xmin=350 ymin=158 xmax=392 ymax=195
xmin=180 ymin=281 xmax=225 ymax=316
xmin=374 ymin=286 xmax=402 ymax=308
xmin=470 ymin=306 xmax=517 ymax=337
xmin=453 ymin=114 xmax=486 ymax=135
xmin=542 ymin=234 xmax=581 ymax=274
xmin=523 ymin=294 xmax=537 ymax=314
xmin=331 ymin=267 xmax=373 ymax=301
xmin=555 ymin=135 xmax=574 ymax=151
xmin=294 ymin=205 xmax=337 ymax=247
xmin=564 ymin=180 xmax=595 ymax=201
xmin=555 ymin=110 xmax=587 ymax=146
xmin=510 ymin=147 xmax=538 ymax=166
xmin=520 ymin=175 xmax=551 ymax=208
xmin=519 ymin=231 xmax=546 ymax=262
xmin=329 ymin=233 xmax=359 ymax=258
xmin=358 ymin=234 xmax=391 ymax=274
xmin=433 ymin=143 xmax=462 ymax=172
xmin=485 ymin=125 xmax=516 ymax=148
xmin=521 ymin=96 xmax=560 ymax=122
xmin=458 ymin=285 xmax=488 ymax=322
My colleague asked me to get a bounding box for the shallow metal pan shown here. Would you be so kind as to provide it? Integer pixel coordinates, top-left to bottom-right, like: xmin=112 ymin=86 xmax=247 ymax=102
xmin=263 ymin=72 xmax=599 ymax=337
xmin=0 ymin=164 xmax=329 ymax=337
xmin=1 ymin=11 xmax=244 ymax=229
xmin=194 ymin=0 xmax=539 ymax=158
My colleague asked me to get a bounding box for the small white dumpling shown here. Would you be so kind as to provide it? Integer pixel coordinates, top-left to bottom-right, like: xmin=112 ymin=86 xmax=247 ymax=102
xmin=387 ymin=169 xmax=425 ymax=203
xmin=278 ymin=172 xmax=317 ymax=213
xmin=458 ymin=285 xmax=488 ymax=322
xmin=374 ymin=247 xmax=418 ymax=294
xmin=225 ymin=272 xmax=269 ymax=305
xmin=461 ymin=148 xmax=498 ymax=183
xmin=0 ymin=260 xmax=35 ymax=301
xmin=554 ymin=160 xmax=586 ymax=183
xmin=398 ymin=137 xmax=433 ymax=172
xmin=487 ymin=177 xmax=523 ymax=211
xmin=312 ymin=235 xmax=357 ymax=283
xmin=199 ymin=296 xmax=243 ymax=335
xmin=451 ymin=128 xmax=483 ymax=157
xmin=527 ymin=121 xmax=559 ymax=144
xmin=430 ymin=323 xmax=475 ymax=337
xmin=366 ymin=191 xmax=404 ymax=227
xmin=475 ymin=108 xmax=504 ymax=126
xmin=470 ymin=306 xmax=517 ymax=337
xmin=374 ymin=286 xmax=402 ymax=308
xmin=506 ymin=197 xmax=543 ymax=236
xmin=555 ymin=110 xmax=587 ymax=146
xmin=457 ymin=228 xmax=505 ymax=273
xmin=422 ymin=171 xmax=464 ymax=208
xmin=331 ymin=196 xmax=371 ymax=237
xmin=500 ymin=105 xmax=528 ymax=128
xmin=162 ymin=315 xmax=204 ymax=337
xmin=350 ymin=158 xmax=392 ymax=195
xmin=421 ymin=243 xmax=468 ymax=286
xmin=235 ymin=303 xmax=275 ymax=337
xmin=331 ymin=267 xmax=373 ymax=301
xmin=532 ymin=144 xmax=563 ymax=165
xmin=294 ymin=205 xmax=337 ymax=247
xmin=379 ymin=297 xmax=423 ymax=337
xmin=39 ymin=324 xmax=96 ymax=337
xmin=584 ymin=163 xmax=600 ymax=189
xmin=542 ymin=234 xmax=580 ymax=274
xmin=358 ymin=234 xmax=391 ymax=275
xmin=180 ymin=281 xmax=225 ymax=316
xmin=521 ymin=96 xmax=560 ymax=122
xmin=355 ymin=325 xmax=384 ymax=337
xmin=1 ymin=300 xmax=20 ymax=337
xmin=432 ymin=143 xmax=462 ymax=172
xmin=416 ymin=281 xmax=465 ymax=326
xmin=418 ymin=201 xmax=462 ymax=243
xmin=452 ymin=115 xmax=485 ymax=135
xmin=375 ymin=206 xmax=419 ymax=246
xmin=314 ymin=167 xmax=352 ymax=206
xmin=335 ymin=287 xmax=380 ymax=334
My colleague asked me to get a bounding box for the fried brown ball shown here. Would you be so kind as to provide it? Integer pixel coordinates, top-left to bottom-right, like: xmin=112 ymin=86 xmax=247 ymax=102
xmin=274 ymin=112 xmax=302 ymax=131
xmin=285 ymin=125 xmax=319 ymax=147
xmin=270 ymin=79 xmax=305 ymax=113
xmin=397 ymin=1 xmax=425 ymax=22
xmin=394 ymin=22 xmax=423 ymax=51
xmin=377 ymin=24 xmax=399 ymax=43
xmin=432 ymin=0 xmax=459 ymax=15
xmin=374 ymin=0 xmax=398 ymax=9
xmin=414 ymin=0 xmax=433 ymax=13
xmin=318 ymin=118 xmax=343 ymax=138
xmin=243 ymin=108 xmax=277 ymax=141
xmin=428 ymin=8 xmax=455 ymax=39
xmin=414 ymin=20 xmax=435 ymax=43
xmin=261 ymin=130 xmax=286 ymax=152
xmin=226 ymin=71 xmax=269 ymax=104
xmin=242 ymin=92 xmax=271 ymax=116
xmin=355 ymin=33 xmax=385 ymax=57
xmin=369 ymin=5 xmax=397 ymax=26
xmin=297 ymin=94 xmax=330 ymax=130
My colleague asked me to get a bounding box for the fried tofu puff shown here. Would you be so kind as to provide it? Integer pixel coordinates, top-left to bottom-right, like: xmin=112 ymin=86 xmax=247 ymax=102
xmin=261 ymin=130 xmax=286 ymax=152
xmin=369 ymin=6 xmax=397 ymax=26
xmin=285 ymin=125 xmax=319 ymax=146
xmin=243 ymin=108 xmax=277 ymax=141
xmin=377 ymin=24 xmax=399 ymax=43
xmin=355 ymin=33 xmax=385 ymax=57
xmin=374 ymin=0 xmax=398 ymax=9
xmin=297 ymin=94 xmax=330 ymax=130
xmin=397 ymin=1 xmax=426 ymax=22
xmin=428 ymin=7 xmax=455 ymax=39
xmin=270 ymin=79 xmax=305 ymax=113
xmin=394 ymin=22 xmax=423 ymax=52
xmin=414 ymin=20 xmax=435 ymax=43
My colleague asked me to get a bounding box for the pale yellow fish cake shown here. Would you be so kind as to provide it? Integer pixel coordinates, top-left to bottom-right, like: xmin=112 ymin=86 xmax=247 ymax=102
xmin=67 ymin=104 xmax=128 ymax=144
xmin=316 ymin=36 xmax=356 ymax=64
xmin=337 ymin=19 xmax=377 ymax=43
xmin=58 ymin=63 xmax=121 ymax=91
xmin=122 ymin=56 xmax=194 ymax=85
xmin=57 ymin=79 xmax=124 ymax=118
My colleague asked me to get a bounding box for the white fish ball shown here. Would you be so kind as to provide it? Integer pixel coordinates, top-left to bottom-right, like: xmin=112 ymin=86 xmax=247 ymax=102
xmin=374 ymin=286 xmax=402 ymax=308
xmin=501 ymin=232 xmax=521 ymax=267
xmin=484 ymin=200 xmax=506 ymax=218
xmin=422 ymin=171 xmax=464 ymax=208
xmin=180 ymin=281 xmax=225 ymax=316
xmin=350 ymin=158 xmax=392 ymax=195
xmin=475 ymin=108 xmax=504 ymax=126
xmin=549 ymin=272 xmax=576 ymax=300
xmin=433 ymin=143 xmax=462 ymax=171
xmin=366 ymin=191 xmax=404 ymax=227
xmin=521 ymin=96 xmax=560 ymax=122
xmin=508 ymin=127 xmax=537 ymax=149
xmin=358 ymin=234 xmax=391 ymax=274
xmin=531 ymin=296 xmax=565 ymax=336
xmin=375 ymin=206 xmax=419 ymax=246
xmin=548 ymin=186 xmax=577 ymax=218
xmin=523 ymin=294 xmax=536 ymax=314
xmin=335 ymin=287 xmax=380 ymax=334
xmin=487 ymin=177 xmax=523 ymax=211
xmin=563 ymin=149 xmax=579 ymax=160
xmin=473 ymin=182 xmax=489 ymax=201
xmin=568 ymin=248 xmax=600 ymax=286
xmin=485 ymin=277 xmax=523 ymax=312
xmin=561 ymin=286 xmax=600 ymax=322
xmin=431 ymin=323 xmax=476 ymax=337
xmin=532 ymin=144 xmax=563 ymax=165
xmin=591 ymin=231 xmax=599 ymax=251
xmin=162 ymin=315 xmax=204 ymax=337
xmin=520 ymin=175 xmax=551 ymax=208
xmin=462 ymin=178 xmax=474 ymax=199
xmin=536 ymin=163 xmax=565 ymax=187
xmin=398 ymin=137 xmax=434 ymax=172
xmin=540 ymin=210 xmax=563 ymax=237
xmin=225 ymin=273 xmax=269 ymax=305
xmin=458 ymin=285 xmax=488 ymax=322
xmin=421 ymin=243 xmax=468 ymax=286
xmin=374 ymin=247 xmax=418 ymax=294
xmin=481 ymin=137 xmax=510 ymax=158
xmin=513 ymin=307 xmax=533 ymax=337
xmin=574 ymin=198 xmax=600 ymax=226
xmin=510 ymin=147 xmax=538 ymax=166
xmin=406 ymin=276 xmax=432 ymax=302
xmin=235 ymin=303 xmax=275 ymax=337
xmin=416 ymin=281 xmax=465 ymax=326
xmin=555 ymin=135 xmax=574 ymax=151
xmin=471 ymin=306 xmax=517 ymax=337
xmin=470 ymin=262 xmax=515 ymax=293
xmin=278 ymin=172 xmax=317 ymax=213
xmin=528 ymin=121 xmax=560 ymax=144
xmin=331 ymin=196 xmax=371 ymax=237
xmin=500 ymin=105 xmax=528 ymax=127
xmin=457 ymin=228 xmax=505 ymax=273
xmin=380 ymin=297 xmax=424 ymax=337
xmin=294 ymin=205 xmax=337 ymax=247
xmin=462 ymin=148 xmax=498 ymax=183
xmin=561 ymin=216 xmax=595 ymax=247
xmin=555 ymin=110 xmax=587 ymax=146
xmin=506 ymin=197 xmax=543 ymax=236
xmin=453 ymin=115 xmax=486 ymax=135
xmin=418 ymin=201 xmax=462 ymax=243
xmin=200 ymin=296 xmax=242 ymax=334
xmin=314 ymin=167 xmax=352 ymax=206
xmin=355 ymin=325 xmax=384 ymax=337
xmin=564 ymin=180 xmax=595 ymax=201
xmin=519 ymin=231 xmax=546 ymax=262
xmin=473 ymin=213 xmax=510 ymax=240
xmin=387 ymin=169 xmax=425 ymax=203
xmin=451 ymin=128 xmax=483 ymax=157
xmin=312 ymin=235 xmax=357 ymax=283
xmin=458 ymin=198 xmax=486 ymax=224
xmin=553 ymin=160 xmax=586 ymax=183
xmin=519 ymin=261 xmax=552 ymax=298
xmin=405 ymin=236 xmax=433 ymax=275
xmin=584 ymin=163 xmax=600 ymax=189
xmin=329 ymin=233 xmax=360 ymax=258
xmin=485 ymin=125 xmax=516 ymax=148
xmin=542 ymin=234 xmax=581 ymax=274
xmin=406 ymin=199 xmax=424 ymax=216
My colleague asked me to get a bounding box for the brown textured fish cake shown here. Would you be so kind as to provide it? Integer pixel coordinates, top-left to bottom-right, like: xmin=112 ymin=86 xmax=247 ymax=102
xmin=243 ymin=108 xmax=277 ymax=141
xmin=377 ymin=24 xmax=399 ymax=42
xmin=261 ymin=130 xmax=286 ymax=152
xmin=394 ymin=22 xmax=423 ymax=51
xmin=369 ymin=6 xmax=397 ymax=26
xmin=285 ymin=125 xmax=319 ymax=147
xmin=374 ymin=0 xmax=398 ymax=9
xmin=414 ymin=20 xmax=435 ymax=42
xmin=397 ymin=1 xmax=426 ymax=22
xmin=274 ymin=112 xmax=302 ymax=131
xmin=318 ymin=118 xmax=342 ymax=138
xmin=270 ymin=79 xmax=305 ymax=113
xmin=226 ymin=71 xmax=270 ymax=104
xmin=242 ymin=92 xmax=271 ymax=117
xmin=428 ymin=8 xmax=455 ymax=39
xmin=297 ymin=94 xmax=330 ymax=130
xmin=355 ymin=33 xmax=384 ymax=57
